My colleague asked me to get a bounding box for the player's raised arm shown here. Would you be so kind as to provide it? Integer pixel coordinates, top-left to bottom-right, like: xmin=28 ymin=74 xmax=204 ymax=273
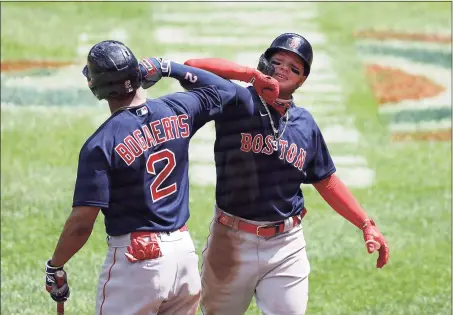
xmin=138 ymin=58 xmax=274 ymax=133
xmin=139 ymin=57 xmax=279 ymax=112
xmin=184 ymin=58 xmax=280 ymax=106
xmin=140 ymin=58 xmax=243 ymax=113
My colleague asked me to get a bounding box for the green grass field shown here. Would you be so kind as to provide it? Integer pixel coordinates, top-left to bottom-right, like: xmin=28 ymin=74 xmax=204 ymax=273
xmin=1 ymin=2 xmax=451 ymax=315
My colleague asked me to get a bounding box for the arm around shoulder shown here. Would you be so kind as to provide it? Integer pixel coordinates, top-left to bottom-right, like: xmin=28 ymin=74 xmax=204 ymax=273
xmin=184 ymin=58 xmax=279 ymax=105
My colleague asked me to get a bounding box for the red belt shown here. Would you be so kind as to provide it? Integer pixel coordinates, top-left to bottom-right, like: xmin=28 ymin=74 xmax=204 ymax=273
xmin=130 ymin=225 xmax=188 ymax=239
xmin=217 ymin=208 xmax=307 ymax=238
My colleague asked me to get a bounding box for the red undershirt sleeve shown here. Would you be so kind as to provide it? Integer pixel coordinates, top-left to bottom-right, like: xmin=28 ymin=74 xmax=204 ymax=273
xmin=184 ymin=58 xmax=256 ymax=83
xmin=312 ymin=174 xmax=369 ymax=229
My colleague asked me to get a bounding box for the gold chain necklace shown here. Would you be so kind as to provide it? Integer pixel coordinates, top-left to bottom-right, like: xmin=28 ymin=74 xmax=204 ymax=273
xmin=258 ymin=95 xmax=289 ymax=150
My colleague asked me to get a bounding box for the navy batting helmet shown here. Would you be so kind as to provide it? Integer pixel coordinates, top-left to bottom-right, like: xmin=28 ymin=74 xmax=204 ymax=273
xmin=260 ymin=33 xmax=313 ymax=77
xmin=82 ymin=40 xmax=141 ymax=100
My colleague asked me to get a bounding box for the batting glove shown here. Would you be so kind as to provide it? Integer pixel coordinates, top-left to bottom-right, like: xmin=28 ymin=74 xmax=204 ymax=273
xmin=125 ymin=235 xmax=163 ymax=263
xmin=247 ymin=68 xmax=280 ymax=105
xmin=361 ymin=219 xmax=390 ymax=268
xmin=45 ymin=260 xmax=70 ymax=303
xmin=139 ymin=57 xmax=171 ymax=89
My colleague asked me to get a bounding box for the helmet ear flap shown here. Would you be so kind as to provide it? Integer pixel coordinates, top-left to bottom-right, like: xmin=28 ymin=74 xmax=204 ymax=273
xmin=257 ymin=54 xmax=275 ymax=76
xmin=89 ymin=86 xmax=101 ymax=100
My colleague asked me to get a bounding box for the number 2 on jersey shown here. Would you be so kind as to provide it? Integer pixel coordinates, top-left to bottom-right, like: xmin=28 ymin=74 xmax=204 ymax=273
xmin=184 ymin=72 xmax=198 ymax=83
xmin=146 ymin=149 xmax=177 ymax=202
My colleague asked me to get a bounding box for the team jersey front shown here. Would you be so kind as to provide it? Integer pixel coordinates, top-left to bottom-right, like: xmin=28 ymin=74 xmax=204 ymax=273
xmin=214 ymin=86 xmax=336 ymax=221
xmin=72 ymin=80 xmax=248 ymax=235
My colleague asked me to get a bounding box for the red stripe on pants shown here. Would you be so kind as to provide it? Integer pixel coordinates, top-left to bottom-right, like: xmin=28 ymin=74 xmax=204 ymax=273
xmin=100 ymin=248 xmax=117 ymax=315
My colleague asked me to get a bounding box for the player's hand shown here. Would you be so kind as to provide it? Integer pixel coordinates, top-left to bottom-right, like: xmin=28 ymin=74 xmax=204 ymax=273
xmin=250 ymin=69 xmax=280 ymax=105
xmin=45 ymin=260 xmax=70 ymax=302
xmin=361 ymin=219 xmax=389 ymax=268
xmin=139 ymin=57 xmax=171 ymax=89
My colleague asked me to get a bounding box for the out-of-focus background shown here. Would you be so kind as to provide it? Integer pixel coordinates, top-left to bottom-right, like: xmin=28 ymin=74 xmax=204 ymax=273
xmin=1 ymin=2 xmax=451 ymax=314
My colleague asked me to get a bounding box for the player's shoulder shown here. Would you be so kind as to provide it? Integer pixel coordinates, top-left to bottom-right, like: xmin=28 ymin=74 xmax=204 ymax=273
xmin=290 ymin=103 xmax=313 ymax=117
xmin=79 ymin=110 xmax=126 ymax=157
xmin=157 ymin=91 xmax=195 ymax=114
xmin=290 ymin=104 xmax=316 ymax=123
xmin=245 ymin=86 xmax=263 ymax=107
xmin=157 ymin=87 xmax=235 ymax=116
xmin=246 ymin=85 xmax=258 ymax=98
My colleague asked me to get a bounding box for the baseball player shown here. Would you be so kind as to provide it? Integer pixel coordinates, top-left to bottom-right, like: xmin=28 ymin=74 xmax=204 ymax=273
xmin=184 ymin=32 xmax=390 ymax=315
xmin=44 ymin=40 xmax=279 ymax=315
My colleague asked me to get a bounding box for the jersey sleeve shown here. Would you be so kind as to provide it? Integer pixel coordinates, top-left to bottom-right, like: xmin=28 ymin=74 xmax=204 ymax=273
xmin=159 ymin=63 xmax=254 ymax=134
xmin=303 ymin=121 xmax=336 ymax=184
xmin=178 ymin=65 xmax=255 ymax=119
xmin=72 ymin=143 xmax=110 ymax=208
xmin=171 ymin=62 xmax=253 ymax=112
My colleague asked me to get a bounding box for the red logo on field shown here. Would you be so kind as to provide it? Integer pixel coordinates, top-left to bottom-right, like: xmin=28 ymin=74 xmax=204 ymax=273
xmin=0 ymin=60 xmax=72 ymax=72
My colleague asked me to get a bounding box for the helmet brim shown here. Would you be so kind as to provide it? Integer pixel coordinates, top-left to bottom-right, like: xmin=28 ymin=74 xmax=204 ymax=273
xmin=82 ymin=65 xmax=89 ymax=79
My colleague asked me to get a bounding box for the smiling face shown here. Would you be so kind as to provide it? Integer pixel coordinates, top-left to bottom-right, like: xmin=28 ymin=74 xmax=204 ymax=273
xmin=269 ymin=51 xmax=307 ymax=99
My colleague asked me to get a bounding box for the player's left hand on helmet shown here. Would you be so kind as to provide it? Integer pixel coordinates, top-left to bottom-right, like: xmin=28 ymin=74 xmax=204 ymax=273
xmin=139 ymin=57 xmax=171 ymax=89
xmin=251 ymin=69 xmax=280 ymax=105
xmin=361 ymin=219 xmax=389 ymax=268
xmin=45 ymin=260 xmax=70 ymax=303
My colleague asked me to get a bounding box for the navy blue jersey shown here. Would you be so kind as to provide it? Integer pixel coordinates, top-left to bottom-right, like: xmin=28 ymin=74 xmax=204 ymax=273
xmin=72 ymin=63 xmax=252 ymax=236
xmin=215 ymin=86 xmax=336 ymax=221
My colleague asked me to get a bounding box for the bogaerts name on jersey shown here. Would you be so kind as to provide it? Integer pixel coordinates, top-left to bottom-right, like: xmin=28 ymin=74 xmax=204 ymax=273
xmin=115 ymin=114 xmax=190 ymax=165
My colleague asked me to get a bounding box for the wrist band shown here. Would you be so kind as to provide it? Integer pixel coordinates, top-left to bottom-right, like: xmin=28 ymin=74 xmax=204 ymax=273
xmin=361 ymin=218 xmax=375 ymax=230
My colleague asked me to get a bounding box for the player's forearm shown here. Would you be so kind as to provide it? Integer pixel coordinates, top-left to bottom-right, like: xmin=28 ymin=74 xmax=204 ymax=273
xmin=312 ymin=174 xmax=369 ymax=229
xmin=184 ymin=58 xmax=256 ymax=83
xmin=169 ymin=61 xmax=237 ymax=92
xmin=50 ymin=215 xmax=94 ymax=266
xmin=169 ymin=62 xmax=247 ymax=110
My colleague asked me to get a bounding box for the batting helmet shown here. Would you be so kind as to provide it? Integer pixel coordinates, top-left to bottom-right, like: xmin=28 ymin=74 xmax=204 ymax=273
xmin=259 ymin=33 xmax=313 ymax=77
xmin=82 ymin=40 xmax=141 ymax=100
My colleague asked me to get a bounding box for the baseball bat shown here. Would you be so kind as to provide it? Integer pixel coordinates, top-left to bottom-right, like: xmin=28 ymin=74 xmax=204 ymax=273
xmin=55 ymin=270 xmax=65 ymax=315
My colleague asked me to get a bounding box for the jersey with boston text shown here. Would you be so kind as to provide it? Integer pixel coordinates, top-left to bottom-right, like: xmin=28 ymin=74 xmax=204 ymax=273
xmin=214 ymin=86 xmax=336 ymax=221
